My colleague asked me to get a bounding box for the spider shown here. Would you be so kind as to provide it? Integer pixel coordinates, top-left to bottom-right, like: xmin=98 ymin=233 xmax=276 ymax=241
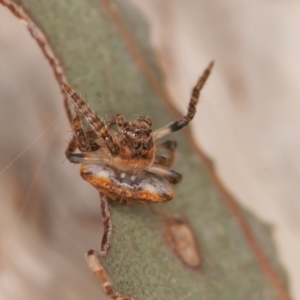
xmin=63 ymin=62 xmax=213 ymax=300
xmin=63 ymin=61 xmax=213 ymax=205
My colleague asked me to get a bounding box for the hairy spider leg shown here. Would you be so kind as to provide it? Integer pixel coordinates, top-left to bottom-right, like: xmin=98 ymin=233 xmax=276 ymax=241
xmin=72 ymin=115 xmax=92 ymax=152
xmin=62 ymin=84 xmax=120 ymax=156
xmin=65 ymin=115 xmax=88 ymax=163
xmin=86 ymin=250 xmax=134 ymax=300
xmin=154 ymin=140 xmax=177 ymax=167
xmin=99 ymin=194 xmax=112 ymax=256
xmin=137 ymin=115 xmax=152 ymax=127
xmin=152 ymin=61 xmax=214 ymax=140
xmin=66 ymin=114 xmax=100 ymax=163
xmin=146 ymin=164 xmax=182 ymax=184
xmin=85 ymin=130 xmax=101 ymax=151
xmin=71 ymin=114 xmax=102 ymax=151
xmin=115 ymin=114 xmax=127 ymax=131
xmin=65 ymin=135 xmax=78 ymax=160
xmin=105 ymin=114 xmax=119 ymax=127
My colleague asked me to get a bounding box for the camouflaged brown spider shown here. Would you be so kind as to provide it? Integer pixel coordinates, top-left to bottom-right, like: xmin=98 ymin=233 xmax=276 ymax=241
xmin=63 ymin=61 xmax=213 ymax=205
xmin=62 ymin=62 xmax=213 ymax=300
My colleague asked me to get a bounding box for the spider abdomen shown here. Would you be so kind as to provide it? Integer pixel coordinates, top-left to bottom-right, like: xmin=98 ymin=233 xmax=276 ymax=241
xmin=80 ymin=163 xmax=174 ymax=205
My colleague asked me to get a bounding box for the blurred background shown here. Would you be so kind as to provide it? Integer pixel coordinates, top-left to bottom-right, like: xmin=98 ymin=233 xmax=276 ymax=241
xmin=0 ymin=0 xmax=300 ymax=299
xmin=0 ymin=6 xmax=105 ymax=300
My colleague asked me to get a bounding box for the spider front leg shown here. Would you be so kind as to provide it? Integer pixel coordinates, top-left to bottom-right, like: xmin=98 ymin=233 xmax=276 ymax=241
xmin=62 ymin=84 xmax=120 ymax=156
xmin=73 ymin=114 xmax=103 ymax=152
xmin=66 ymin=113 xmax=100 ymax=163
xmin=154 ymin=140 xmax=177 ymax=167
xmin=153 ymin=61 xmax=214 ymax=140
xmin=65 ymin=114 xmax=90 ymax=163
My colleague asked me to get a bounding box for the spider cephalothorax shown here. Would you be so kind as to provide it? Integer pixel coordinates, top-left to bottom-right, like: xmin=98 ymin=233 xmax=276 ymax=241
xmin=63 ymin=61 xmax=213 ymax=205
xmin=112 ymin=115 xmax=155 ymax=170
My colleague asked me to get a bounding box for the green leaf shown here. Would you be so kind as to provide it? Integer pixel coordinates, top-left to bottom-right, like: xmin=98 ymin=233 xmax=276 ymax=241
xmin=6 ymin=0 xmax=289 ymax=299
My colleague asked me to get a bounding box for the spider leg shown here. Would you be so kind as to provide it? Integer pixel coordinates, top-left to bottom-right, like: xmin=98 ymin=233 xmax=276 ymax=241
xmin=71 ymin=114 xmax=102 ymax=152
xmin=65 ymin=136 xmax=78 ymax=160
xmin=152 ymin=61 xmax=214 ymax=140
xmin=154 ymin=140 xmax=177 ymax=167
xmin=99 ymin=194 xmax=112 ymax=256
xmin=85 ymin=130 xmax=102 ymax=151
xmin=107 ymin=114 xmax=130 ymax=133
xmin=97 ymin=114 xmax=119 ymax=129
xmin=146 ymin=165 xmax=182 ymax=184
xmin=65 ymin=114 xmax=101 ymax=163
xmin=65 ymin=115 xmax=88 ymax=163
xmin=112 ymin=114 xmax=127 ymax=133
xmin=62 ymin=84 xmax=120 ymax=156
xmin=72 ymin=115 xmax=93 ymax=152
xmin=67 ymin=146 xmax=108 ymax=165
xmin=86 ymin=250 xmax=134 ymax=300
